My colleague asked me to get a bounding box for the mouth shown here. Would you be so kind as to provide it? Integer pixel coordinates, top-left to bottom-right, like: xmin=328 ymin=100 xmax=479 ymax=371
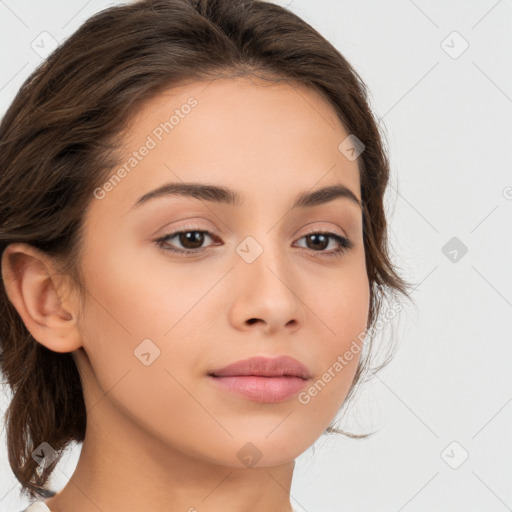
xmin=208 ymin=355 xmax=311 ymax=403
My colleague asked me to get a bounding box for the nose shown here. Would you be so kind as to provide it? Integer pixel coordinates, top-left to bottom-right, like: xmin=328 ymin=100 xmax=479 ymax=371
xmin=227 ymin=240 xmax=305 ymax=336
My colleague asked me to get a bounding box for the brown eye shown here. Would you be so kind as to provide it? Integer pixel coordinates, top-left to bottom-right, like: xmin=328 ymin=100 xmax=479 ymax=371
xmin=175 ymin=231 xmax=206 ymax=250
xmin=155 ymin=227 xmax=218 ymax=255
xmin=294 ymin=231 xmax=352 ymax=258
xmin=304 ymin=233 xmax=329 ymax=251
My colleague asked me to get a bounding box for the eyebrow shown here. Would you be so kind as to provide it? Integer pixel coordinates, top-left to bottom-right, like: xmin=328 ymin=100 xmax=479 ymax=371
xmin=131 ymin=182 xmax=362 ymax=211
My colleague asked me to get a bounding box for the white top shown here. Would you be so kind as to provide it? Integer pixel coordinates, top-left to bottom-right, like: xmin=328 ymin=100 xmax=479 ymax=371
xmin=23 ymin=500 xmax=300 ymax=512
xmin=23 ymin=502 xmax=51 ymax=512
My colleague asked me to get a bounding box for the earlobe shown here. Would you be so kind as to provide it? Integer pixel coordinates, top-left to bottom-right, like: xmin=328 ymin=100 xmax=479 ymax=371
xmin=1 ymin=242 xmax=83 ymax=353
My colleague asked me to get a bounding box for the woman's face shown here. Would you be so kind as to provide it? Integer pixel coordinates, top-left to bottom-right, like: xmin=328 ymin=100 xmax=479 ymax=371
xmin=74 ymin=76 xmax=370 ymax=467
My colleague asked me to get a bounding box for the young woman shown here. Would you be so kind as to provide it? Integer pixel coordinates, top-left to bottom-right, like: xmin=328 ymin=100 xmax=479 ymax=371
xmin=0 ymin=0 xmax=410 ymax=511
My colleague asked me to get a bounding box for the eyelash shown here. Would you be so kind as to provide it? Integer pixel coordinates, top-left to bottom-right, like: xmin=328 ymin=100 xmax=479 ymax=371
xmin=154 ymin=225 xmax=353 ymax=259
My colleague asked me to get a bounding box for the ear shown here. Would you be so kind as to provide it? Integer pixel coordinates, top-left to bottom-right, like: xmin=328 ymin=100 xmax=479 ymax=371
xmin=1 ymin=242 xmax=83 ymax=353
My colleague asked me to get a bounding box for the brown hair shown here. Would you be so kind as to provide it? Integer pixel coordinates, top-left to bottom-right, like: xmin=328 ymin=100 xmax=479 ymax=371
xmin=0 ymin=0 xmax=411 ymax=500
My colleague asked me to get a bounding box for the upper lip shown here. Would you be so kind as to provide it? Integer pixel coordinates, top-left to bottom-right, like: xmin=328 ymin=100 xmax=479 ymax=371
xmin=209 ymin=355 xmax=311 ymax=379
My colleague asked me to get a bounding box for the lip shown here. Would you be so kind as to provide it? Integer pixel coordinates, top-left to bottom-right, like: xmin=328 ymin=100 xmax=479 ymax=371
xmin=208 ymin=356 xmax=311 ymax=403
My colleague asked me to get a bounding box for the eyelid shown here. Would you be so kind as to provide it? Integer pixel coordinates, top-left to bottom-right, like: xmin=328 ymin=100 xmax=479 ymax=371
xmin=157 ymin=221 xmax=349 ymax=242
xmin=154 ymin=221 xmax=353 ymax=259
xmin=300 ymin=224 xmax=348 ymax=239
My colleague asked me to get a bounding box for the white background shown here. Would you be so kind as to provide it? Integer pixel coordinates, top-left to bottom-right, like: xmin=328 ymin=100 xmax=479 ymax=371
xmin=1 ymin=1 xmax=511 ymax=511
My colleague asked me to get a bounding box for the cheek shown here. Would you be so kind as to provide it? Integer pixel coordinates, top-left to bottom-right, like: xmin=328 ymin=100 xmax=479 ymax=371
xmin=75 ymin=260 xmax=209 ymax=444
xmin=313 ymin=259 xmax=370 ymax=343
xmin=80 ymin=241 xmax=199 ymax=340
xmin=300 ymin=262 xmax=369 ymax=419
xmin=76 ymin=241 xmax=213 ymax=392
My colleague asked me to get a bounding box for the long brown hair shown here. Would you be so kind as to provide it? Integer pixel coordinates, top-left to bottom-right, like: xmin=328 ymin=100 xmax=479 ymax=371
xmin=0 ymin=0 xmax=411 ymax=500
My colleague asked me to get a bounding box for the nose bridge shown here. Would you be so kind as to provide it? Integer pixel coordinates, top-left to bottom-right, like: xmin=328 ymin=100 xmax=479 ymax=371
xmin=235 ymin=229 xmax=298 ymax=302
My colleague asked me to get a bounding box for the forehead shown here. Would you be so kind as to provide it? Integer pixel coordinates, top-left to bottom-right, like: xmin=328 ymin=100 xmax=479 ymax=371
xmin=86 ymin=76 xmax=361 ymax=222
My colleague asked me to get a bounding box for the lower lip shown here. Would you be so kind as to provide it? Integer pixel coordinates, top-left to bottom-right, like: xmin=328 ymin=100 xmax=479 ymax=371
xmin=209 ymin=375 xmax=308 ymax=403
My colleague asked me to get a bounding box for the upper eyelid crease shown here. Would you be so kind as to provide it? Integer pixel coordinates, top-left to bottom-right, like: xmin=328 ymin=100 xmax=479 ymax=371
xmin=131 ymin=182 xmax=363 ymax=212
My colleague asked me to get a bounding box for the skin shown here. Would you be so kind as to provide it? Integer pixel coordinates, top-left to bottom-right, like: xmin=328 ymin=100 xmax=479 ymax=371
xmin=2 ymin=76 xmax=369 ymax=512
